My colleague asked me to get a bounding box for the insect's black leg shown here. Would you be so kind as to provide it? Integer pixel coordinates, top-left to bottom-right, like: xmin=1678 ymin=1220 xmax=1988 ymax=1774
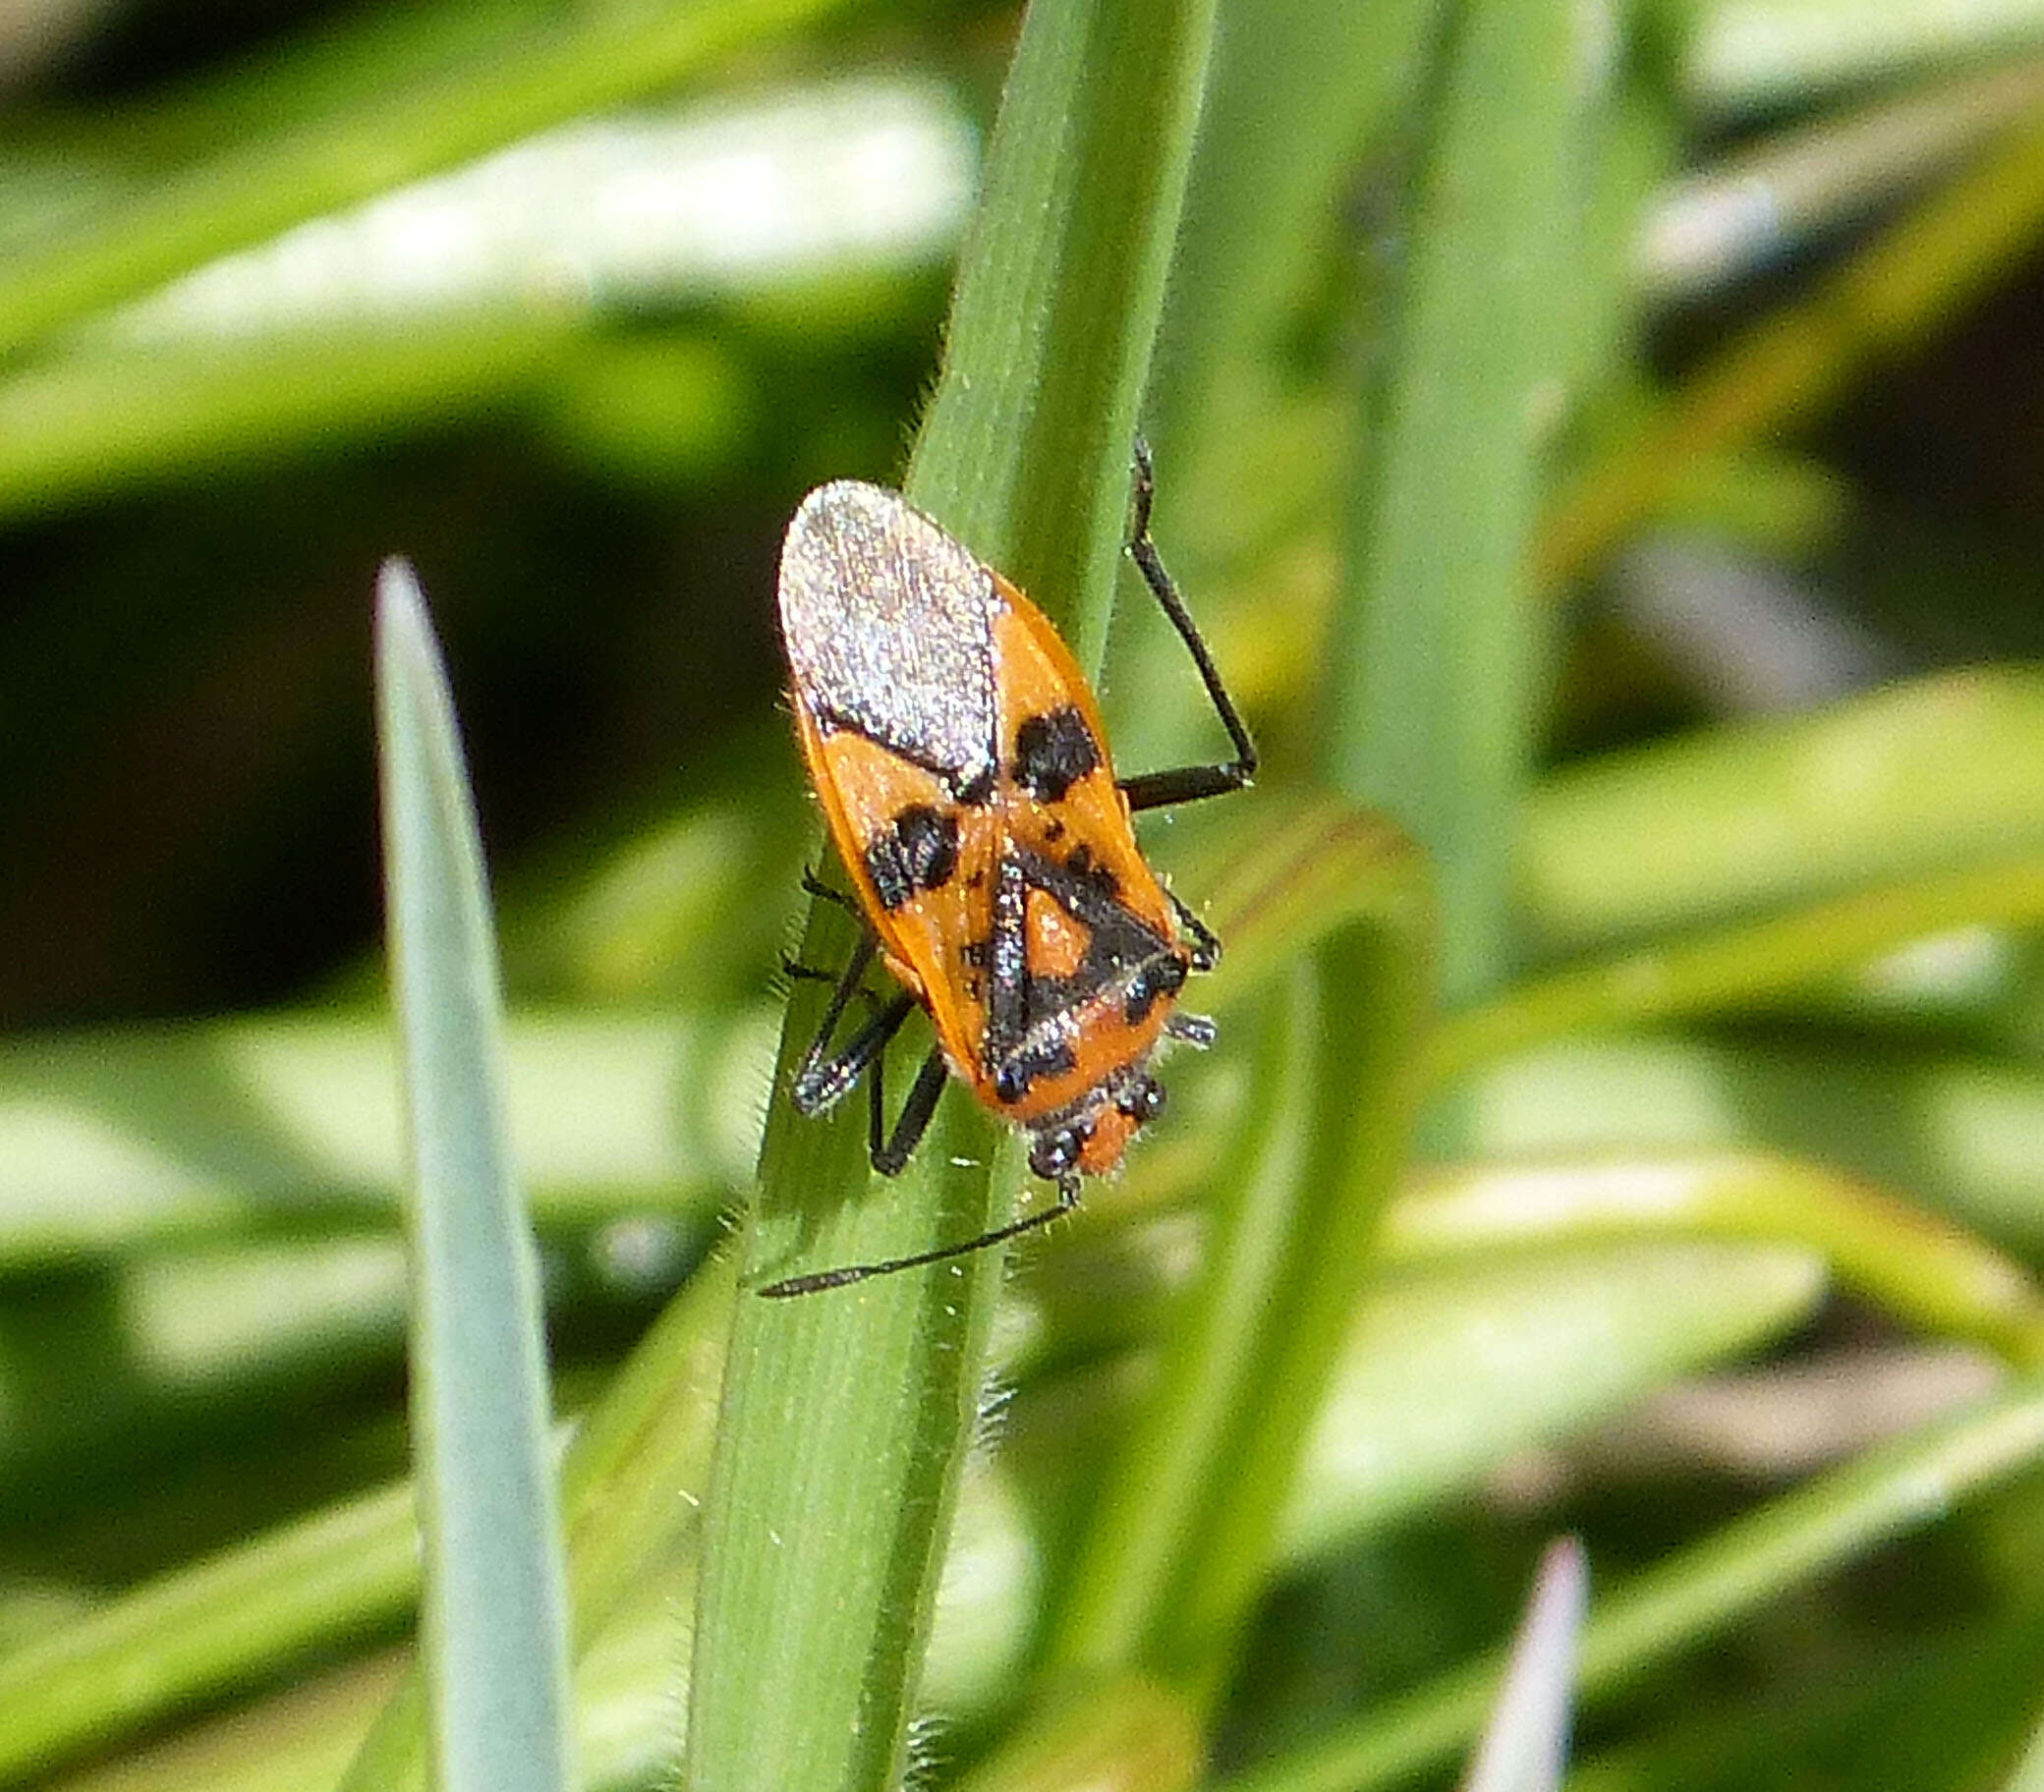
xmin=758 ymin=1176 xmax=1084 ymax=1299
xmin=1117 ymin=437 xmax=1260 ymax=814
xmin=791 ymin=928 xmax=908 ymax=1116
xmin=793 ymin=986 xmax=916 ymax=1116
xmin=1164 ymin=885 xmax=1221 ymax=972
xmin=802 ymin=868 xmax=862 ymax=912
xmin=873 ymin=1045 xmax=949 ymax=1175
xmin=780 ymin=955 xmax=840 ymax=984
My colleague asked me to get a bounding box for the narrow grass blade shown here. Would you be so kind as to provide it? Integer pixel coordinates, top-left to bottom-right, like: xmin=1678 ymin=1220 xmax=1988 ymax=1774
xmin=1111 ymin=0 xmax=1442 ymax=775
xmin=333 ymin=1259 xmax=733 ymax=1792
xmin=1683 ymin=0 xmax=2044 ymax=116
xmin=0 ymin=322 xmax=753 ymax=524
xmin=1385 ymin=1153 xmax=2044 ymax=1364
xmin=0 ymin=1224 xmax=1817 ymax=1787
xmin=1639 ymin=58 xmax=2044 ymax=304
xmin=1429 ymin=853 xmax=2044 ymax=1086
xmin=1043 ymin=968 xmax=1329 ymax=1677
xmin=374 ymin=560 xmax=570 ymax=1792
xmin=689 ymin=0 xmax=1221 ymax=1785
xmin=1539 ymin=113 xmax=2044 ymax=586
xmin=1328 ymin=0 xmax=1589 ymax=999
xmin=1516 ymin=668 xmax=2044 ymax=952
xmin=1039 ymin=782 xmax=1432 ymax=1699
xmin=1440 ymin=1034 xmax=2044 ymax=1255
xmin=0 ymin=1483 xmax=418 ymax=1785
xmin=1278 ymin=1240 xmax=1824 ymax=1563
xmin=1459 ymin=1538 xmax=1587 ymax=1792
xmin=0 ymin=0 xmax=850 ymax=357
xmin=0 ymin=1006 xmax=758 ymax=1270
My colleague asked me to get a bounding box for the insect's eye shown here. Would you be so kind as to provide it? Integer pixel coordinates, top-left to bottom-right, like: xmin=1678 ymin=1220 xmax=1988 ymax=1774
xmin=1117 ymin=1077 xmax=1164 ymax=1125
xmin=1030 ymin=1123 xmax=1089 ymax=1181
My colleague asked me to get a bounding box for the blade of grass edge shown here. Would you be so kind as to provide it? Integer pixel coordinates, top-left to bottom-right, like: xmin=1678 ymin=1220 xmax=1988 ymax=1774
xmin=330 ymin=1259 xmax=734 ymax=1792
xmin=372 ymin=561 xmax=571 ymax=1792
xmin=1458 ymin=1537 xmax=1587 ymax=1792
xmin=686 ymin=1 xmax=1221 ymax=1788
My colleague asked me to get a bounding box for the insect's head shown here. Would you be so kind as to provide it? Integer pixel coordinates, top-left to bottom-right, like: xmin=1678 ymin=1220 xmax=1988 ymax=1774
xmin=1027 ymin=1065 xmax=1166 ymax=1185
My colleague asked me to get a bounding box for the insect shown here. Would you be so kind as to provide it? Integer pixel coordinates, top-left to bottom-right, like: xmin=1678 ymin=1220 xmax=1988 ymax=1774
xmin=764 ymin=443 xmax=1255 ymax=1297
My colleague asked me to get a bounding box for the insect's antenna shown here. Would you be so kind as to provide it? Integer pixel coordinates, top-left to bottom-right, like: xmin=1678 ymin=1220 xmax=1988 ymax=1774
xmin=757 ymin=1180 xmax=1081 ymax=1299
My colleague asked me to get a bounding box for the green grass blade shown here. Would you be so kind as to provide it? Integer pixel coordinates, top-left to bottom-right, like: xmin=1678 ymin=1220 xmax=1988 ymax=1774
xmin=1539 ymin=112 xmax=2044 ymax=587
xmin=688 ymin=0 xmax=1220 ymax=1783
xmin=1430 ymin=853 xmax=2044 ymax=1086
xmin=0 ymin=0 xmax=850 ymax=358
xmin=1327 ymin=0 xmax=1588 ymax=1000
xmin=0 ymin=1484 xmax=417 ymax=1786
xmin=1147 ymin=0 xmax=1442 ymax=477
xmin=1384 ymin=1153 xmax=2044 ymax=1365
xmin=1043 ymin=969 xmax=1329 ymax=1676
xmin=1683 ymin=0 xmax=2044 ymax=116
xmin=0 ymin=1007 xmax=755 ymax=1270
xmin=1442 ymin=1034 xmax=2044 ymax=1254
xmin=905 ymin=0 xmax=1216 ymax=652
xmin=0 ymin=322 xmax=752 ymax=524
xmin=0 ymin=1237 xmax=1812 ymax=1792
xmin=334 ymin=1259 xmax=733 ymax=1792
xmin=1042 ymin=814 xmax=1434 ymax=1696
xmin=1517 ymin=667 xmax=2044 ymax=952
xmin=0 ymin=1195 xmax=1828 ymax=1786
xmin=374 ymin=560 xmax=571 ymax=1792
xmin=1278 ymin=1239 xmax=1824 ymax=1564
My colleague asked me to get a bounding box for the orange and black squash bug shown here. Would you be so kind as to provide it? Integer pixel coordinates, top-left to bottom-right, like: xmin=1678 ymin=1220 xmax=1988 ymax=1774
xmin=764 ymin=444 xmax=1255 ymax=1296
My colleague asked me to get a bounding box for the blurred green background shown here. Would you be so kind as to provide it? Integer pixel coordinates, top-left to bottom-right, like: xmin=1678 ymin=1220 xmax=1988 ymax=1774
xmin=12 ymin=0 xmax=2044 ymax=1787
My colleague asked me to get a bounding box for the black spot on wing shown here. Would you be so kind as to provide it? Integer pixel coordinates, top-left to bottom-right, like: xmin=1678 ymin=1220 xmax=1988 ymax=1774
xmin=1064 ymin=841 xmax=1119 ymax=897
xmin=1012 ymin=705 xmax=1101 ymax=803
xmin=865 ymin=805 xmax=960 ymax=910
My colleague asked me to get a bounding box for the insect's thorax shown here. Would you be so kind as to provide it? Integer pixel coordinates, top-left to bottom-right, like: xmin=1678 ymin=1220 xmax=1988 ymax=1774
xmin=798 ymin=584 xmax=1189 ymax=1173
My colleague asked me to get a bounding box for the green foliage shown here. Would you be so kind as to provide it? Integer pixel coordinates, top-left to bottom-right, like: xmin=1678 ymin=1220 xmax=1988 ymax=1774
xmin=9 ymin=0 xmax=2044 ymax=1789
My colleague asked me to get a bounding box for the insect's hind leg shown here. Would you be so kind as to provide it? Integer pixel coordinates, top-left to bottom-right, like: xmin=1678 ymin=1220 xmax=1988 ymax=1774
xmin=1116 ymin=437 xmax=1260 ymax=815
